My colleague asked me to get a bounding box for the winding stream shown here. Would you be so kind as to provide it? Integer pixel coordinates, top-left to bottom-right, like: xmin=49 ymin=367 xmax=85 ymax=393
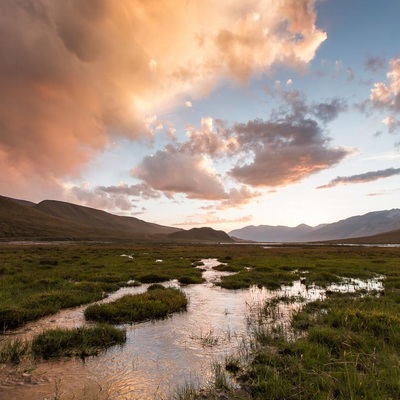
xmin=0 ymin=259 xmax=383 ymax=400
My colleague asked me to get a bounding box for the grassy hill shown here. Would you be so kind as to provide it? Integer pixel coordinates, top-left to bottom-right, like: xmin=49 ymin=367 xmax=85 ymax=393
xmin=0 ymin=196 xmax=179 ymax=241
xmin=34 ymin=200 xmax=180 ymax=235
xmin=168 ymin=227 xmax=234 ymax=242
xmin=0 ymin=196 xmax=234 ymax=243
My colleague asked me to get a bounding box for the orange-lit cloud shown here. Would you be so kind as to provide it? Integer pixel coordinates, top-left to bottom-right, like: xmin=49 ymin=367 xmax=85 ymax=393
xmin=129 ymin=84 xmax=351 ymax=204
xmin=0 ymin=0 xmax=326 ymax=202
xmin=370 ymin=58 xmax=400 ymax=132
xmin=132 ymin=145 xmax=227 ymax=200
xmin=132 ymin=91 xmax=351 ymax=201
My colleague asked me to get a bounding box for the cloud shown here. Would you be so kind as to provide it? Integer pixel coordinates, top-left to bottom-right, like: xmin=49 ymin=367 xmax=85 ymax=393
xmin=131 ymin=85 xmax=352 ymax=200
xmin=367 ymin=188 xmax=400 ymax=197
xmin=200 ymin=186 xmax=262 ymax=210
xmin=96 ymin=183 xmax=162 ymax=200
xmin=182 ymin=117 xmax=238 ymax=157
xmin=229 ymin=117 xmax=351 ymax=187
xmin=132 ymin=145 xmax=228 ymax=200
xmin=369 ymin=58 xmax=400 ymax=133
xmin=67 ymin=182 xmax=161 ymax=212
xmin=272 ymin=88 xmax=348 ymax=123
xmin=311 ymin=98 xmax=348 ymax=123
xmin=174 ymin=213 xmax=253 ymax=227
xmin=0 ymin=0 xmax=326 ymax=200
xmin=223 ymin=88 xmax=351 ymax=187
xmin=317 ymin=167 xmax=400 ymax=189
xmin=69 ymin=185 xmax=134 ymax=212
xmin=365 ymin=55 xmax=387 ymax=72
xmin=132 ymin=103 xmax=352 ymax=199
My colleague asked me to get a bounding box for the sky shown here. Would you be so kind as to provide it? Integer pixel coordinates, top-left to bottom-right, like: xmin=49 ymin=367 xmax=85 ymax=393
xmin=1 ymin=0 xmax=400 ymax=232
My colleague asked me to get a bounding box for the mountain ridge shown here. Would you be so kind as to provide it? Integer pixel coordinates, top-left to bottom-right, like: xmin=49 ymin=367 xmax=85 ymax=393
xmin=1 ymin=195 xmax=400 ymax=243
xmin=168 ymin=227 xmax=234 ymax=242
xmin=229 ymin=209 xmax=400 ymax=243
xmin=0 ymin=196 xmax=181 ymax=241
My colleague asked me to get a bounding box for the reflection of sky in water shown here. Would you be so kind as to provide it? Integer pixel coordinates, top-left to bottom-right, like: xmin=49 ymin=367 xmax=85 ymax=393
xmin=2 ymin=259 xmax=384 ymax=400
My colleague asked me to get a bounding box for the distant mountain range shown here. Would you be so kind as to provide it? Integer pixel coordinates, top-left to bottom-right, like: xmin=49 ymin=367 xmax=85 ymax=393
xmin=229 ymin=209 xmax=400 ymax=243
xmin=1 ymin=195 xmax=399 ymax=243
xmin=0 ymin=195 xmax=229 ymax=242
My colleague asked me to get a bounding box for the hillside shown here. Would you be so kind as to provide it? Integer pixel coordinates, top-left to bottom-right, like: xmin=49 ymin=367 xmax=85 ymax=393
xmin=0 ymin=196 xmax=180 ymax=241
xmin=0 ymin=196 xmax=119 ymax=240
xmin=34 ymin=200 xmax=180 ymax=235
xmin=168 ymin=227 xmax=234 ymax=242
xmin=230 ymin=209 xmax=400 ymax=243
xmin=0 ymin=196 xmax=233 ymax=243
xmin=327 ymin=228 xmax=400 ymax=245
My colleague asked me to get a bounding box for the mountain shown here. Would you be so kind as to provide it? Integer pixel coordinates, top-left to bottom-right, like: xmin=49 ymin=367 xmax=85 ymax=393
xmin=328 ymin=228 xmax=400 ymax=245
xmin=229 ymin=209 xmax=400 ymax=243
xmin=0 ymin=196 xmax=233 ymax=243
xmin=229 ymin=223 xmax=315 ymax=243
xmin=0 ymin=196 xmax=180 ymax=241
xmin=168 ymin=227 xmax=234 ymax=242
xmin=33 ymin=200 xmax=179 ymax=236
xmin=302 ymin=209 xmax=400 ymax=242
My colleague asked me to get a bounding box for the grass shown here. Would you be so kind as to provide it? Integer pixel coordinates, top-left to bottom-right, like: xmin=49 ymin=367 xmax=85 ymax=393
xmin=31 ymin=324 xmax=126 ymax=360
xmin=190 ymin=328 xmax=220 ymax=347
xmin=0 ymin=338 xmax=29 ymax=364
xmin=2 ymin=243 xmax=400 ymax=399
xmin=0 ymin=243 xmax=206 ymax=330
xmin=84 ymin=286 xmax=188 ymax=324
xmin=226 ymin=270 xmax=400 ymax=400
xmin=0 ymin=324 xmax=125 ymax=365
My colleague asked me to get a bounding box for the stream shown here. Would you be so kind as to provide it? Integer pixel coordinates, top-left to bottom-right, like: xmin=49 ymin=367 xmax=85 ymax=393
xmin=0 ymin=259 xmax=383 ymax=400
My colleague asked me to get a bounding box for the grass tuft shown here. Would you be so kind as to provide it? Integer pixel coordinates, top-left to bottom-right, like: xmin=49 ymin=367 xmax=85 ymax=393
xmin=31 ymin=324 xmax=126 ymax=360
xmin=0 ymin=338 xmax=29 ymax=364
xmin=84 ymin=287 xmax=188 ymax=324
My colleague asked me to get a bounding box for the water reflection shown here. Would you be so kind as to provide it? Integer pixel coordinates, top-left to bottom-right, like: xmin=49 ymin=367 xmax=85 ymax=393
xmin=0 ymin=259 xmax=384 ymax=400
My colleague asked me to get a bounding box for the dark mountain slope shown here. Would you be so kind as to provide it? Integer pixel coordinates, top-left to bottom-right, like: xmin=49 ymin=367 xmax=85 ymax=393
xmin=0 ymin=196 xmax=180 ymax=241
xmin=34 ymin=200 xmax=180 ymax=235
xmin=0 ymin=196 xmax=118 ymax=240
xmin=168 ymin=227 xmax=233 ymax=242
xmin=3 ymin=196 xmax=36 ymax=208
xmin=327 ymin=228 xmax=400 ymax=245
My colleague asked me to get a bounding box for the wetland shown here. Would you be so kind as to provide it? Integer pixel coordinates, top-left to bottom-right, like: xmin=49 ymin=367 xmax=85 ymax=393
xmin=0 ymin=243 xmax=399 ymax=399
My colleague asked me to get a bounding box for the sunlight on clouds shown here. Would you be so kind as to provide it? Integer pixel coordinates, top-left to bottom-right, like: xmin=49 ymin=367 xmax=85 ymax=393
xmin=0 ymin=0 xmax=327 ymax=204
xmin=370 ymin=58 xmax=400 ymax=133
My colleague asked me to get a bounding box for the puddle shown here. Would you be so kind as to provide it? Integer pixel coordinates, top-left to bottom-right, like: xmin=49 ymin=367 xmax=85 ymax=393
xmin=0 ymin=259 xmax=384 ymax=400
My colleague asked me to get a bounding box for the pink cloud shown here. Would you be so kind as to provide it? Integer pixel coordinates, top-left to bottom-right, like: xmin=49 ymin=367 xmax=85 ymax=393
xmin=0 ymin=0 xmax=326 ymax=202
xmin=132 ymin=145 xmax=227 ymax=200
xmin=369 ymin=58 xmax=400 ymax=133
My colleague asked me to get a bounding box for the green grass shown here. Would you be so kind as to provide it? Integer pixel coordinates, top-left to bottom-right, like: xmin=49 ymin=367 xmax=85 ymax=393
xmin=2 ymin=242 xmax=400 ymax=399
xmin=31 ymin=324 xmax=126 ymax=360
xmin=0 ymin=243 xmax=205 ymax=330
xmin=0 ymin=338 xmax=29 ymax=364
xmin=0 ymin=243 xmax=398 ymax=331
xmin=84 ymin=286 xmax=188 ymax=324
xmin=230 ymin=272 xmax=400 ymax=400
